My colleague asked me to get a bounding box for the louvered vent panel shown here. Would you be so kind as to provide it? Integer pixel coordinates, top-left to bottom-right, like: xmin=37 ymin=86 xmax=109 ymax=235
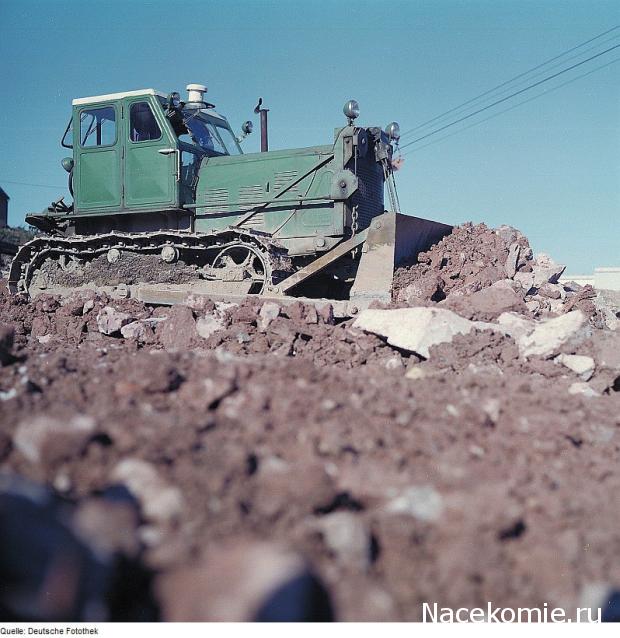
xmin=274 ymin=170 xmax=299 ymax=195
xmin=238 ymin=185 xmax=264 ymax=211
xmin=201 ymin=188 xmax=229 ymax=211
xmin=239 ymin=212 xmax=265 ymax=229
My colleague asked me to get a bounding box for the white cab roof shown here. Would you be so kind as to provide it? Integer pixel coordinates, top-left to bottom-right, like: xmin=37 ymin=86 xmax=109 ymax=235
xmin=72 ymin=88 xmax=167 ymax=106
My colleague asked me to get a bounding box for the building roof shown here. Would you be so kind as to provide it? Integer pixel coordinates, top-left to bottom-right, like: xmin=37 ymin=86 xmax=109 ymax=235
xmin=0 ymin=187 xmax=9 ymax=201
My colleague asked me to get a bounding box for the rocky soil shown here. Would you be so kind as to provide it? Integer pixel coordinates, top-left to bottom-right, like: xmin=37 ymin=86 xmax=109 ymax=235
xmin=0 ymin=222 xmax=619 ymax=621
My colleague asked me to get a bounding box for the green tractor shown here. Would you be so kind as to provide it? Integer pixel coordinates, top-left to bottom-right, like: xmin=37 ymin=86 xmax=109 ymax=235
xmin=9 ymin=83 xmax=451 ymax=316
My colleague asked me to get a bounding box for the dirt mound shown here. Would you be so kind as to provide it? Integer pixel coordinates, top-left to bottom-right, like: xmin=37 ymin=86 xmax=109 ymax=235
xmin=393 ymin=223 xmax=612 ymax=329
xmin=393 ymin=222 xmax=532 ymax=303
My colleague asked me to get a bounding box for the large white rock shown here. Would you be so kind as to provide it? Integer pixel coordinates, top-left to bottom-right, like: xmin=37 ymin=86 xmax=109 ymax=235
xmin=518 ymin=310 xmax=587 ymax=358
xmin=353 ymin=307 xmax=485 ymax=358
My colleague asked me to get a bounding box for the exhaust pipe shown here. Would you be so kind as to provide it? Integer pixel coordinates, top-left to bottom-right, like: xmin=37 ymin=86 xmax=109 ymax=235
xmin=254 ymin=98 xmax=269 ymax=152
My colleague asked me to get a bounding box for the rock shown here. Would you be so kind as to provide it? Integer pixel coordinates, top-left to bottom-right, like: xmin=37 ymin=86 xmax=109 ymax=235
xmin=555 ymin=354 xmax=595 ymax=381
xmin=384 ymin=356 xmax=404 ymax=371
xmin=532 ymin=253 xmax=566 ymax=286
xmin=196 ymin=314 xmax=225 ymax=339
xmin=316 ymin=511 xmax=371 ymax=568
xmin=184 ymin=294 xmax=216 ymax=313
xmin=353 ymin=307 xmax=490 ymax=359
xmin=399 ymin=273 xmax=444 ymax=303
xmin=496 ymin=312 xmax=535 ymax=341
xmin=443 ymin=284 xmax=527 ymax=320
xmin=568 ymin=382 xmax=599 ymax=397
xmin=14 ymin=414 xmax=96 ymax=464
xmin=517 ymin=310 xmax=588 ymax=358
xmin=156 ymin=542 xmax=333 ymax=621
xmin=30 ymin=315 xmax=52 ymax=338
xmin=155 ymin=305 xmax=198 ymax=350
xmin=317 ymin=303 xmax=335 ymax=325
xmin=562 ymin=280 xmax=583 ymax=292
xmin=525 ymin=299 xmax=541 ymax=314
xmin=82 ymin=299 xmax=95 ymax=315
xmin=258 ymin=302 xmax=281 ymax=332
xmin=385 ymin=485 xmax=444 ymax=522
xmin=594 ymin=289 xmax=620 ymax=331
xmin=538 ymin=283 xmax=563 ymax=300
xmin=0 ymin=324 xmax=16 ymax=365
xmin=513 ymin=272 xmax=536 ymax=295
xmin=111 ymin=458 xmax=184 ymax=525
xmin=504 ymin=242 xmax=520 ymax=278
xmin=96 ymin=306 xmax=133 ymax=335
xmin=120 ymin=320 xmax=149 ymax=341
xmin=304 ymin=305 xmax=319 ymax=325
xmin=591 ymin=331 xmax=620 ymax=371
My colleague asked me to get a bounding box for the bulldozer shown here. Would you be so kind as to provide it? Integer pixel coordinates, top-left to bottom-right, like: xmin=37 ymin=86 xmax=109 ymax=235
xmin=9 ymin=83 xmax=452 ymax=316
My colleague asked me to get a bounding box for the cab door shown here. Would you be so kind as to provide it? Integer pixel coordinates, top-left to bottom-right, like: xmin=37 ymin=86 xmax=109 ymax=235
xmin=75 ymin=104 xmax=121 ymax=212
xmin=122 ymin=97 xmax=179 ymax=210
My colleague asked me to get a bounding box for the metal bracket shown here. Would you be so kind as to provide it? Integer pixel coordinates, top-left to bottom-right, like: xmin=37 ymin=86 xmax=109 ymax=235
xmin=276 ymin=228 xmax=369 ymax=294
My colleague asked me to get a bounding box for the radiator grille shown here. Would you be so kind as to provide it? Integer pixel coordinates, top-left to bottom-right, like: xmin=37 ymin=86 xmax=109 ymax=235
xmin=348 ymin=155 xmax=384 ymax=230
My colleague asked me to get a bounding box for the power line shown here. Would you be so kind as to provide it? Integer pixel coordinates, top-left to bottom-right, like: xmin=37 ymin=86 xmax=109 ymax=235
xmin=400 ymin=56 xmax=620 ymax=157
xmin=399 ymin=43 xmax=620 ymax=151
xmin=400 ymin=24 xmax=620 ymax=140
xmin=1 ymin=179 xmax=65 ymax=190
xmin=402 ymin=32 xmax=620 ymax=140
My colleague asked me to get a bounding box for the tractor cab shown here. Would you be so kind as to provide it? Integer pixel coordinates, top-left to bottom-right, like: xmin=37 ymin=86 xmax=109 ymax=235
xmin=58 ymin=86 xmax=241 ymax=217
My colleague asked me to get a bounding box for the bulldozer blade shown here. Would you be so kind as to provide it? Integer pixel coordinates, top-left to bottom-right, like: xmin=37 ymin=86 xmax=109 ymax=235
xmin=348 ymin=212 xmax=453 ymax=314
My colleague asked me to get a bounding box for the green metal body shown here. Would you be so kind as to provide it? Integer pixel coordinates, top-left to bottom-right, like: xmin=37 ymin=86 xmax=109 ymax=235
xmin=40 ymin=90 xmax=386 ymax=257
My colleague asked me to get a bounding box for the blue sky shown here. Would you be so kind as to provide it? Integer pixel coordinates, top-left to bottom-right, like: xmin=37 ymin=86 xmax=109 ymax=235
xmin=0 ymin=0 xmax=618 ymax=274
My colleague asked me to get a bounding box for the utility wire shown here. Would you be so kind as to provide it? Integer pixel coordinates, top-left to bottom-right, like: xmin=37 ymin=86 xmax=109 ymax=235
xmin=1 ymin=179 xmax=65 ymax=190
xmin=402 ymin=32 xmax=620 ymax=140
xmin=400 ymin=56 xmax=620 ymax=157
xmin=399 ymin=43 xmax=620 ymax=151
xmin=400 ymin=24 xmax=620 ymax=140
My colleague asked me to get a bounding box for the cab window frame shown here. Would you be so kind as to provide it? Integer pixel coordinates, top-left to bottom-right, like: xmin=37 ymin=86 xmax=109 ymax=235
xmin=128 ymin=100 xmax=163 ymax=144
xmin=78 ymin=105 xmax=118 ymax=149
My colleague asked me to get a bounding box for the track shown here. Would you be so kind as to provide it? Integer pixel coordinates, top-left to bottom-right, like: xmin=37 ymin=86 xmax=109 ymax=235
xmin=8 ymin=228 xmax=292 ymax=299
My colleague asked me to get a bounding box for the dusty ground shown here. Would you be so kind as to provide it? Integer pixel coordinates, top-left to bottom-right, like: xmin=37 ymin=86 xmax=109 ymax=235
xmin=0 ymin=223 xmax=619 ymax=621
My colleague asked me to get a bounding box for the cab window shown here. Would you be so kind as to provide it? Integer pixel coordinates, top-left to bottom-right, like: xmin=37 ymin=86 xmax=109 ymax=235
xmin=130 ymin=102 xmax=162 ymax=142
xmin=80 ymin=107 xmax=116 ymax=147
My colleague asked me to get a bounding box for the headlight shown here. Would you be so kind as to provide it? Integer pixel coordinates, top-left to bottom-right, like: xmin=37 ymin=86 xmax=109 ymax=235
xmin=386 ymin=122 xmax=400 ymax=142
xmin=343 ymin=99 xmax=360 ymax=122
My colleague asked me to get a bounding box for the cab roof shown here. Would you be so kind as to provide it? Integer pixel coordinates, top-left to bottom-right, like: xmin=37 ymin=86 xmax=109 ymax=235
xmin=72 ymin=88 xmax=167 ymax=106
